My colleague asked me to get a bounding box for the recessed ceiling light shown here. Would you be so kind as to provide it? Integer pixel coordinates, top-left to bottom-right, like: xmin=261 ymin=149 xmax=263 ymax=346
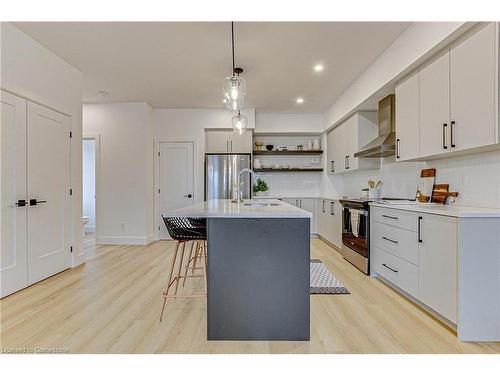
xmin=313 ymin=64 xmax=324 ymax=72
xmin=296 ymin=97 xmax=304 ymax=104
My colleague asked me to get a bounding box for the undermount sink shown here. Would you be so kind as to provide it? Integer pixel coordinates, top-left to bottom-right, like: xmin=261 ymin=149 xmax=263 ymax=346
xmin=243 ymin=202 xmax=280 ymax=207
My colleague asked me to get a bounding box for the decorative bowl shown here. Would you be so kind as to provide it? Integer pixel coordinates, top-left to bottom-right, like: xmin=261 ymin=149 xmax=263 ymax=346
xmin=266 ymin=144 xmax=274 ymax=151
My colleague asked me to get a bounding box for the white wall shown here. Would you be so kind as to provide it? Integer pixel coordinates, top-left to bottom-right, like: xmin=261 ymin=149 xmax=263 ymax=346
xmin=82 ymin=139 xmax=96 ymax=232
xmin=324 ymin=22 xmax=468 ymax=130
xmin=325 ymin=150 xmax=500 ymax=209
xmin=83 ymin=102 xmax=154 ymax=245
xmin=1 ymin=23 xmax=84 ymax=265
xmin=255 ymin=113 xmax=323 ymax=133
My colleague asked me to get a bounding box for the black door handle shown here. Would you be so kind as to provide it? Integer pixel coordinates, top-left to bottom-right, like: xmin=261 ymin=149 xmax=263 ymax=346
xmin=443 ymin=123 xmax=448 ymax=149
xmin=15 ymin=199 xmax=27 ymax=207
xmin=418 ymin=216 xmax=423 ymax=243
xmin=396 ymin=139 xmax=400 ymax=159
xmin=184 ymin=194 xmax=192 ymax=198
xmin=30 ymin=199 xmax=47 ymax=206
xmin=382 ymin=263 xmax=398 ymax=273
xmin=451 ymin=121 xmax=456 ymax=148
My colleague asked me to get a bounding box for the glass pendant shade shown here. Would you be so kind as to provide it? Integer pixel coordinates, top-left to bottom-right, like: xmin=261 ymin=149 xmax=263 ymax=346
xmin=232 ymin=111 xmax=248 ymax=135
xmin=223 ymin=75 xmax=246 ymax=111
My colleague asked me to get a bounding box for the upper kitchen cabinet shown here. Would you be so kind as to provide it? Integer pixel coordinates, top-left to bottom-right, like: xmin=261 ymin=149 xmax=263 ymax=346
xmin=419 ymin=51 xmax=451 ymax=158
xmin=327 ymin=111 xmax=380 ymax=174
xmin=205 ymin=129 xmax=252 ymax=153
xmin=395 ymin=22 xmax=499 ymax=162
xmin=450 ymin=22 xmax=496 ymax=152
xmin=395 ymin=72 xmax=420 ymax=161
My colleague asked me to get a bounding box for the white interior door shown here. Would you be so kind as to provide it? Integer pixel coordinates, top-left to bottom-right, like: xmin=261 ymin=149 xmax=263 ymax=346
xmin=159 ymin=142 xmax=194 ymax=239
xmin=27 ymin=101 xmax=71 ymax=285
xmin=1 ymin=90 xmax=28 ymax=298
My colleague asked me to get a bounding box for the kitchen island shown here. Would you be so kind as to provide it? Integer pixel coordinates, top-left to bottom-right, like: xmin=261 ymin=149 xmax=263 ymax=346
xmin=164 ymin=199 xmax=311 ymax=341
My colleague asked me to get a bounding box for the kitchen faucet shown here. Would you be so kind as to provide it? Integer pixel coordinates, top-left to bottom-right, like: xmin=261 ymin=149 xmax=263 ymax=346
xmin=233 ymin=168 xmax=256 ymax=203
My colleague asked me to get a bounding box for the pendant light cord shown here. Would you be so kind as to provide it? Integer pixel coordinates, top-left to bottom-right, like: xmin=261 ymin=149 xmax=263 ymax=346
xmin=231 ymin=21 xmax=235 ymax=74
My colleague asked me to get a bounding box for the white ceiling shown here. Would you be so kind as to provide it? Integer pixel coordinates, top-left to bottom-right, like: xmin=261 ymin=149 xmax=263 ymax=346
xmin=14 ymin=22 xmax=410 ymax=113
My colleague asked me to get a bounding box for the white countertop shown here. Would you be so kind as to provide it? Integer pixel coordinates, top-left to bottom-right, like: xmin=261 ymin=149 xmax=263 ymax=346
xmin=254 ymin=194 xmax=340 ymax=200
xmin=370 ymin=202 xmax=500 ymax=218
xmin=164 ymin=199 xmax=312 ymax=219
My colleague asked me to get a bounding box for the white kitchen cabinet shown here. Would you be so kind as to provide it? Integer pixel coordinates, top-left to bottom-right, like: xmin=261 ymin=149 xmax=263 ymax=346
xmin=281 ymin=198 xmax=316 ymax=234
xmin=326 ymin=112 xmax=379 ymax=174
xmin=395 ymin=22 xmax=499 ymax=161
xmin=316 ymin=199 xmax=342 ymax=249
xmin=419 ymin=51 xmax=451 ymax=158
xmin=395 ymin=71 xmax=420 ymax=161
xmin=205 ymin=130 xmax=252 ymax=153
xmin=450 ymin=22 xmax=496 ymax=152
xmin=229 ymin=130 xmax=253 ymax=153
xmin=205 ymin=130 xmax=230 ymax=153
xmin=418 ymin=213 xmax=458 ymax=323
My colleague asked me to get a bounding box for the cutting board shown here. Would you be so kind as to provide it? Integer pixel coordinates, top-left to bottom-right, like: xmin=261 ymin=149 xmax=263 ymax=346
xmin=431 ymin=183 xmax=459 ymax=204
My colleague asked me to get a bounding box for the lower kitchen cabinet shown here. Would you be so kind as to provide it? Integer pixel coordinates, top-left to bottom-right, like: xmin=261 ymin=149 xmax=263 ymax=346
xmin=370 ymin=205 xmax=500 ymax=341
xmin=316 ymin=199 xmax=342 ymax=249
xmin=281 ymin=198 xmax=316 ymax=234
xmin=371 ymin=206 xmax=457 ymax=323
xmin=418 ymin=213 xmax=458 ymax=323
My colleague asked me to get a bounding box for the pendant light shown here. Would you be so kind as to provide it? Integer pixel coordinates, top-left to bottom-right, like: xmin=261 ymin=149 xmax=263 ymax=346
xmin=223 ymin=22 xmax=247 ymax=114
xmin=232 ymin=109 xmax=248 ymax=135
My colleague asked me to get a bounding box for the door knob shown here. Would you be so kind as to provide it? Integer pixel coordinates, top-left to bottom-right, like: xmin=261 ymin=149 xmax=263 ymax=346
xmin=184 ymin=194 xmax=192 ymax=198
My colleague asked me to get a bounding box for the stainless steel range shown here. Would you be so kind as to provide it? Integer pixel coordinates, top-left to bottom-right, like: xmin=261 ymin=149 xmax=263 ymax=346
xmin=339 ymin=199 xmax=371 ymax=274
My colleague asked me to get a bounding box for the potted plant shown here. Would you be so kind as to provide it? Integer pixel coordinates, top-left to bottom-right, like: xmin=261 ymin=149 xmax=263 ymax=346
xmin=252 ymin=178 xmax=269 ymax=197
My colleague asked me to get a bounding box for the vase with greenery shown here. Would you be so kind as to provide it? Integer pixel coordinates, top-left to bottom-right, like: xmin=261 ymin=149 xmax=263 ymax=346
xmin=252 ymin=178 xmax=269 ymax=197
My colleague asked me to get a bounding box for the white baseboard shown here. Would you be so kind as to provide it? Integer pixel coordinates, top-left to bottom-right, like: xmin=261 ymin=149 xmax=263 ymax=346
xmin=145 ymin=233 xmax=155 ymax=244
xmin=98 ymin=235 xmax=154 ymax=245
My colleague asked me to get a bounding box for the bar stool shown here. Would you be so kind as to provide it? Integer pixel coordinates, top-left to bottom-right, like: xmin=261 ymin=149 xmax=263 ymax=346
xmin=160 ymin=216 xmax=207 ymax=322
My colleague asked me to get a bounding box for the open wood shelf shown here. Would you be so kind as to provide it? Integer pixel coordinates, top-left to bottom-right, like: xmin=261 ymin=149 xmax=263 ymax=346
xmin=253 ymin=150 xmax=323 ymax=155
xmin=254 ymin=168 xmax=323 ymax=173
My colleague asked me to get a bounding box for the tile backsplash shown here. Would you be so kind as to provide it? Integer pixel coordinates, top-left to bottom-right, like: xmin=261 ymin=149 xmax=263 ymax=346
xmin=257 ymin=171 xmax=322 ymax=197
xmin=327 ymin=149 xmax=500 ymax=208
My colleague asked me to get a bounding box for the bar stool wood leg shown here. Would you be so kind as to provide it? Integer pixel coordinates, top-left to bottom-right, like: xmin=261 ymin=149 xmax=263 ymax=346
xmin=160 ymin=240 xmax=180 ymax=322
xmin=182 ymin=241 xmax=195 ymax=287
xmin=174 ymin=242 xmax=186 ymax=295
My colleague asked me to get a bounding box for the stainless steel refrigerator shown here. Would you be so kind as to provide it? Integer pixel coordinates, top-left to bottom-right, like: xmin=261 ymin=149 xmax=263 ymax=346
xmin=205 ymin=154 xmax=252 ymax=201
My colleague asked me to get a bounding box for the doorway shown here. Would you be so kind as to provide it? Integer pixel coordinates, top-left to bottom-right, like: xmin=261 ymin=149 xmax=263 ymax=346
xmin=82 ymin=135 xmax=99 ymax=252
xmin=158 ymin=141 xmax=194 ymax=240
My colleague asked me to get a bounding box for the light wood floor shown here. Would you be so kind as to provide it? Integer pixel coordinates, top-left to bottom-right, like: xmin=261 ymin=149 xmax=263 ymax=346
xmin=1 ymin=236 xmax=499 ymax=354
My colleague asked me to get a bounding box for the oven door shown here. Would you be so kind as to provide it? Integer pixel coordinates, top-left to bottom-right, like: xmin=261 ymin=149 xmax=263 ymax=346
xmin=340 ymin=203 xmax=369 ymax=273
xmin=342 ymin=207 xmax=368 ymax=257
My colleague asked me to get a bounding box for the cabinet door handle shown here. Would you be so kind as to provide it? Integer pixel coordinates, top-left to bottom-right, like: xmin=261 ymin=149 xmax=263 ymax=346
xmin=230 ymin=140 xmax=233 ymax=152
xmin=30 ymin=199 xmax=47 ymax=206
xmin=330 ymin=201 xmax=334 ymax=215
xmin=382 ymin=214 xmax=398 ymax=220
xmin=396 ymin=139 xmax=400 ymax=159
xmin=346 ymin=156 xmax=349 ymax=169
xmin=418 ymin=216 xmax=423 ymax=243
xmin=226 ymin=140 xmax=229 ymax=152
xmin=443 ymin=123 xmax=448 ymax=149
xmin=322 ymin=200 xmax=325 ymax=213
xmin=299 ymin=199 xmax=302 ymax=208
xmin=382 ymin=263 xmax=398 ymax=273
xmin=14 ymin=199 xmax=27 ymax=207
xmin=331 ymin=160 xmax=335 ymax=173
xmin=451 ymin=121 xmax=456 ymax=148
xmin=382 ymin=236 xmax=398 ymax=244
